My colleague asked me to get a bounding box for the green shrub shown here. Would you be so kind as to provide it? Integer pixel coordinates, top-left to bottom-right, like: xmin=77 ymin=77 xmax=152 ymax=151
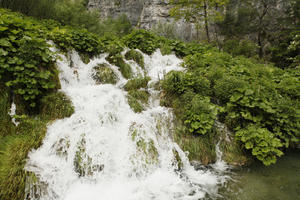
xmin=222 ymin=38 xmax=258 ymax=58
xmin=123 ymin=29 xmax=160 ymax=55
xmin=236 ymin=125 xmax=283 ymax=166
xmin=162 ymin=71 xmax=211 ymax=96
xmin=0 ymin=10 xmax=58 ymax=109
xmin=183 ymin=95 xmax=219 ymax=135
xmin=161 ymin=43 xmax=300 ymax=165
xmin=124 ymin=49 xmax=145 ymax=69
xmin=48 ymin=27 xmax=104 ymax=57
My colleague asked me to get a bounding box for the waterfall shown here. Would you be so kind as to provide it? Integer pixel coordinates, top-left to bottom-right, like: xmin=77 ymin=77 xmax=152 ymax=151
xmin=25 ymin=49 xmax=228 ymax=200
xmin=8 ymin=99 xmax=19 ymax=127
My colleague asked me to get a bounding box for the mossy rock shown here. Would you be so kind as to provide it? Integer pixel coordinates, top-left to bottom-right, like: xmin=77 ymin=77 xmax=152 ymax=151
xmin=124 ymin=49 xmax=145 ymax=69
xmin=92 ymin=63 xmax=118 ymax=84
xmin=73 ymin=136 xmax=104 ymax=177
xmin=124 ymin=77 xmax=150 ymax=91
xmin=79 ymin=53 xmax=91 ymax=64
xmin=127 ymin=90 xmax=150 ymax=113
xmin=106 ymin=53 xmax=132 ymax=79
xmin=129 ymin=124 xmax=159 ymax=164
xmin=172 ymin=149 xmax=183 ymax=170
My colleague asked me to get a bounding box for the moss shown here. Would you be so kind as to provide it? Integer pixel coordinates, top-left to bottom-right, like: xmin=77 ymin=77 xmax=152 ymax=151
xmin=124 ymin=49 xmax=145 ymax=69
xmin=39 ymin=92 xmax=74 ymax=121
xmin=127 ymin=90 xmax=150 ymax=113
xmin=92 ymin=63 xmax=118 ymax=84
xmin=124 ymin=77 xmax=150 ymax=91
xmin=106 ymin=53 xmax=132 ymax=79
xmin=79 ymin=53 xmax=91 ymax=64
xmin=73 ymin=136 xmax=104 ymax=177
xmin=173 ymin=149 xmax=183 ymax=170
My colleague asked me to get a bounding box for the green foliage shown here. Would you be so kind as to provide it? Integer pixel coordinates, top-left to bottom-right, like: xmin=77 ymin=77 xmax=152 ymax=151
xmin=48 ymin=27 xmax=104 ymax=56
xmin=0 ymin=85 xmax=16 ymax=137
xmin=124 ymin=77 xmax=150 ymax=91
xmin=173 ymin=125 xmax=217 ymax=164
xmin=236 ymin=125 xmax=283 ymax=166
xmin=0 ymin=10 xmax=58 ymax=108
xmin=0 ymin=117 xmax=48 ymax=200
xmin=0 ymin=0 xmax=132 ymax=36
xmin=124 ymin=49 xmax=145 ymax=69
xmin=222 ymin=38 xmax=258 ymax=58
xmin=39 ymin=92 xmax=74 ymax=120
xmin=162 ymin=71 xmax=211 ymax=96
xmin=161 ymin=42 xmax=300 ymax=165
xmin=123 ymin=29 xmax=160 ymax=55
xmin=183 ymin=95 xmax=219 ymax=135
xmin=0 ymin=90 xmax=74 ymax=200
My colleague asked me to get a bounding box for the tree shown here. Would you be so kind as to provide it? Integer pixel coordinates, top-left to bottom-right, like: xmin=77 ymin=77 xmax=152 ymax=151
xmin=169 ymin=0 xmax=228 ymax=42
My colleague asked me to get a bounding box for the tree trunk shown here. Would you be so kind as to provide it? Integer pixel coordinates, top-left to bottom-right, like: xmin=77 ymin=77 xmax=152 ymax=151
xmin=204 ymin=1 xmax=210 ymax=42
xmin=258 ymin=31 xmax=263 ymax=58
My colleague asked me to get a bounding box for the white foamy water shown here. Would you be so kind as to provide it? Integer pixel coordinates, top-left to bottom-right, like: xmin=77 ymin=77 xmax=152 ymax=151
xmin=25 ymin=50 xmax=227 ymax=200
xmin=9 ymin=100 xmax=19 ymax=126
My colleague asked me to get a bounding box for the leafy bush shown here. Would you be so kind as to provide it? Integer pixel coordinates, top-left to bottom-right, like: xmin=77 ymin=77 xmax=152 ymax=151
xmin=222 ymin=38 xmax=258 ymax=58
xmin=236 ymin=125 xmax=283 ymax=166
xmin=183 ymin=95 xmax=220 ymax=135
xmin=48 ymin=27 xmax=104 ymax=56
xmin=123 ymin=29 xmax=160 ymax=55
xmin=0 ymin=10 xmax=58 ymax=108
xmin=162 ymin=71 xmax=211 ymax=96
xmin=161 ymin=42 xmax=300 ymax=165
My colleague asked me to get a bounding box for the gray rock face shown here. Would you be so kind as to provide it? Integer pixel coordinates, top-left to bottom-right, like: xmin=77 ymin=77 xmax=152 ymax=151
xmin=88 ymin=0 xmax=198 ymax=40
xmin=88 ymin=0 xmax=145 ymax=26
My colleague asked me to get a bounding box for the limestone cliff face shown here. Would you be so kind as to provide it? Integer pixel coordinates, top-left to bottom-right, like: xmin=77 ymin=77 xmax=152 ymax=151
xmin=87 ymin=0 xmax=198 ymax=40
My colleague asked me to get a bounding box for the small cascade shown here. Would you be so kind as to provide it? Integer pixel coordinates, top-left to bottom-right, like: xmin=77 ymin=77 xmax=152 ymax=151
xmin=25 ymin=50 xmax=229 ymax=200
xmin=8 ymin=99 xmax=19 ymax=126
xmin=213 ymin=141 xmax=229 ymax=172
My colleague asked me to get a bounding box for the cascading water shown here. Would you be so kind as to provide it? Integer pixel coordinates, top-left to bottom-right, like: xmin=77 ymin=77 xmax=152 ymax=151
xmin=25 ymin=49 xmax=228 ymax=200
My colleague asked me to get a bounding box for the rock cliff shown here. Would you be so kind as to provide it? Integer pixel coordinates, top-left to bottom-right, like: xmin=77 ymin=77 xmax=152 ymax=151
xmin=88 ymin=0 xmax=198 ymax=40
